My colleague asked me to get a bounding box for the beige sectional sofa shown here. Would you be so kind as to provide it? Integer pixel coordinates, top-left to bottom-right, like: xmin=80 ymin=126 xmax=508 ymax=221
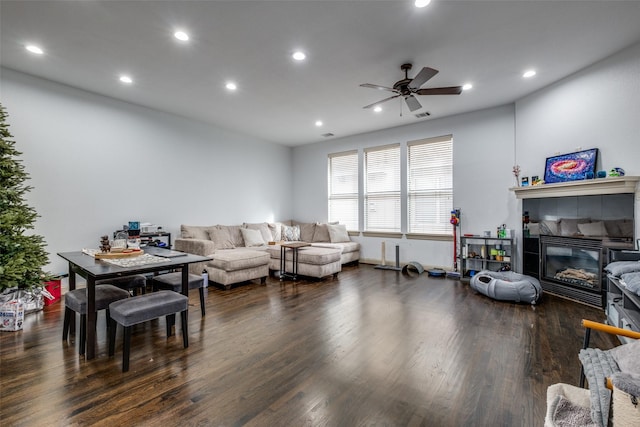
xmin=174 ymin=221 xmax=360 ymax=289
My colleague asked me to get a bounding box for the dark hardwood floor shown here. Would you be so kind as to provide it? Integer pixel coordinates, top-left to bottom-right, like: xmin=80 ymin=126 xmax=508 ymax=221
xmin=0 ymin=264 xmax=617 ymax=426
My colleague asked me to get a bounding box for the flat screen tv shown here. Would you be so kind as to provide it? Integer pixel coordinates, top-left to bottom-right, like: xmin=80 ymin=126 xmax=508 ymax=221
xmin=543 ymin=148 xmax=598 ymax=184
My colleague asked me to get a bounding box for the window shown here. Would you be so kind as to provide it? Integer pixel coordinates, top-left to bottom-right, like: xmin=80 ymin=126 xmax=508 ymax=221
xmin=328 ymin=151 xmax=358 ymax=230
xmin=407 ymin=135 xmax=453 ymax=235
xmin=364 ymin=144 xmax=401 ymax=232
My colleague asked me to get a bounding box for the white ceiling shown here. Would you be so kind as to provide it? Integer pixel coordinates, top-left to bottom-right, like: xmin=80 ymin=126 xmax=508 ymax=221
xmin=2 ymin=1 xmax=640 ymax=146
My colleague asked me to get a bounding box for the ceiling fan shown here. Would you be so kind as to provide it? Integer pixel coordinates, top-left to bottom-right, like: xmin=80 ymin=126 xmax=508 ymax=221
xmin=360 ymin=63 xmax=463 ymax=112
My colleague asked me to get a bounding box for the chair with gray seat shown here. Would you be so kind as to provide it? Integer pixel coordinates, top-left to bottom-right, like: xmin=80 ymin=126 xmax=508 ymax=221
xmin=150 ymin=272 xmax=206 ymax=316
xmin=62 ymin=284 xmax=130 ymax=355
xmin=108 ymin=290 xmax=189 ymax=372
xmin=96 ymin=274 xmax=147 ymax=296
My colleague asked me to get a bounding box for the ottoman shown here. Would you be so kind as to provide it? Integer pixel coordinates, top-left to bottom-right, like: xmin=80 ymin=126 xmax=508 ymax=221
xmin=268 ymin=245 xmax=341 ymax=279
xmin=205 ymin=249 xmax=270 ymax=290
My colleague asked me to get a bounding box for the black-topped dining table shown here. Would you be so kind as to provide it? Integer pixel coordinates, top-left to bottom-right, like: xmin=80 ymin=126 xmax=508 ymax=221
xmin=57 ymin=248 xmax=211 ymax=360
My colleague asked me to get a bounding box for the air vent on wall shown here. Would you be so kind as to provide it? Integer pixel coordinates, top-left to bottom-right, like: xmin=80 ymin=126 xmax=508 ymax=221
xmin=321 ymin=133 xmax=335 ymax=138
xmin=414 ymin=112 xmax=431 ymax=118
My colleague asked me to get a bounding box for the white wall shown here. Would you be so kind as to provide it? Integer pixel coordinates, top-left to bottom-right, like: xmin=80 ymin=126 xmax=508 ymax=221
xmin=515 ymin=42 xmax=640 ymax=178
xmin=1 ymin=68 xmax=293 ymax=273
xmin=515 ymin=41 xmax=640 ymax=246
xmin=292 ymin=105 xmax=516 ymax=270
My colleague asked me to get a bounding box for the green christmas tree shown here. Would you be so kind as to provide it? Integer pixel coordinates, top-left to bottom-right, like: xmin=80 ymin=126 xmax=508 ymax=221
xmin=0 ymin=103 xmax=51 ymax=292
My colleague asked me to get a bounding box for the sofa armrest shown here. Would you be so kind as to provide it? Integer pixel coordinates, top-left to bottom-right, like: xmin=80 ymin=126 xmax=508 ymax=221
xmin=174 ymin=238 xmax=215 ymax=256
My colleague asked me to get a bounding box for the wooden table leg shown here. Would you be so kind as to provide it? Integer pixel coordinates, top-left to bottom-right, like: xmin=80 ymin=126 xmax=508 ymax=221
xmin=68 ymin=262 xmax=76 ymax=334
xmin=85 ymin=276 xmax=96 ymax=360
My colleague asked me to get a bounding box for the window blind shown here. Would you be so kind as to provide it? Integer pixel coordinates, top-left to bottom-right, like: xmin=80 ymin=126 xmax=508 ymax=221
xmin=365 ymin=144 xmax=400 ymax=232
xmin=408 ymin=136 xmax=453 ymax=235
xmin=328 ymin=151 xmax=358 ymax=230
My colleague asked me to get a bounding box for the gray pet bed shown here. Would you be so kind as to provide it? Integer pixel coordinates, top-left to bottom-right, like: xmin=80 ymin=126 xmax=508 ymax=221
xmin=470 ymin=270 xmax=542 ymax=304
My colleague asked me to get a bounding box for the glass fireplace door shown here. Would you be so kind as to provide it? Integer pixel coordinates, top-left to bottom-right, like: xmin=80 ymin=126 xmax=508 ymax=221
xmin=541 ymin=236 xmax=602 ymax=292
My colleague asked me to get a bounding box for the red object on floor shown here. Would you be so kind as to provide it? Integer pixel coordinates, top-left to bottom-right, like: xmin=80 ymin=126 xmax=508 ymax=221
xmin=44 ymin=279 xmax=62 ymax=306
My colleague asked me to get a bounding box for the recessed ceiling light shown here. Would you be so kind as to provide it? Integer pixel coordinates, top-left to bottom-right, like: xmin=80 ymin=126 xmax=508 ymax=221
xmin=462 ymin=83 xmax=473 ymax=91
xmin=292 ymin=51 xmax=306 ymax=61
xmin=174 ymin=31 xmax=189 ymax=42
xmin=373 ymin=106 xmax=383 ymax=113
xmin=415 ymin=0 xmax=431 ymax=8
xmin=119 ymin=75 xmax=133 ymax=84
xmin=315 ymin=120 xmax=323 ymax=127
xmin=25 ymin=45 xmax=44 ymax=55
xmin=225 ymin=82 xmax=237 ymax=91
xmin=523 ymin=70 xmax=537 ymax=78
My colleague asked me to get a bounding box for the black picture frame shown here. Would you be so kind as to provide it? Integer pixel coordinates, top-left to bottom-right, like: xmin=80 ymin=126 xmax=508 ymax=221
xmin=543 ymin=148 xmax=598 ymax=184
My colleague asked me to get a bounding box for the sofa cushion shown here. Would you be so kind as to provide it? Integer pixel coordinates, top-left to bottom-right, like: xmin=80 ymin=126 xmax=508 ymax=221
xmin=207 ymin=226 xmax=236 ymax=249
xmin=312 ymin=223 xmax=331 ymax=242
xmin=282 ymin=224 xmax=300 ymax=241
xmin=312 ymin=241 xmax=360 ymax=254
xmin=209 ymin=249 xmax=270 ymax=272
xmin=243 ymin=222 xmax=273 ymax=243
xmin=240 ymin=227 xmax=266 ymax=247
xmin=180 ymin=224 xmax=210 ymax=240
xmin=268 ymin=245 xmax=341 ymax=265
xmin=293 ymin=221 xmax=316 ymax=242
xmin=327 ymin=224 xmax=350 ymax=243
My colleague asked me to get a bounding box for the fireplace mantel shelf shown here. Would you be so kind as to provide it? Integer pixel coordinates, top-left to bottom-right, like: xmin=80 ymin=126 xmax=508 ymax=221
xmin=511 ymin=176 xmax=640 ymax=199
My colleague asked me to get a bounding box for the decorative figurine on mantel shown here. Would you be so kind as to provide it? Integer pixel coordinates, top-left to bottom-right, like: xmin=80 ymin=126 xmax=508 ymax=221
xmin=99 ymin=235 xmax=111 ymax=253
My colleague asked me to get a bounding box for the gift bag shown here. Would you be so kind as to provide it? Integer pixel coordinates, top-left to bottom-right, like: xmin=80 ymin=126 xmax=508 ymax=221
xmin=0 ymin=298 xmax=25 ymax=331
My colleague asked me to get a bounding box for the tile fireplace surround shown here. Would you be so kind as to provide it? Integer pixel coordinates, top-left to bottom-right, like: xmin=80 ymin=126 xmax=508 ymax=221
xmin=511 ymin=176 xmax=639 ymax=306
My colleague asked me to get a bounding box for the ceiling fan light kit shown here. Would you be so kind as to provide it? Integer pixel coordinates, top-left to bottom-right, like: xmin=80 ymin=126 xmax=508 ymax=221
xmin=360 ymin=63 xmax=463 ymax=113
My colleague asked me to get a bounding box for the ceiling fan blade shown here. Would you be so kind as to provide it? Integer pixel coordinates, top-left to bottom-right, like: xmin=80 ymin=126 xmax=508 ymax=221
xmin=363 ymin=94 xmax=401 ymax=109
xmin=416 ymin=86 xmax=463 ymax=95
xmin=404 ymin=95 xmax=422 ymax=112
xmin=360 ymin=83 xmax=398 ymax=93
xmin=409 ymin=67 xmax=438 ymax=89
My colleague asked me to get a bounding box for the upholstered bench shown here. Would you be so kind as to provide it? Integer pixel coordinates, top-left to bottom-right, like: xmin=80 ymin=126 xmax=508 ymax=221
xmin=108 ymin=291 xmax=189 ymax=372
xmin=62 ymin=284 xmax=130 ymax=355
xmin=205 ymin=249 xmax=270 ymax=290
xmin=267 ymin=245 xmax=342 ymax=279
xmin=151 ymin=272 xmax=205 ymax=316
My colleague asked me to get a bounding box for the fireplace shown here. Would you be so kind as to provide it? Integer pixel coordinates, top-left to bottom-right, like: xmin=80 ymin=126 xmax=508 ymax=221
xmin=540 ymin=235 xmax=603 ymax=307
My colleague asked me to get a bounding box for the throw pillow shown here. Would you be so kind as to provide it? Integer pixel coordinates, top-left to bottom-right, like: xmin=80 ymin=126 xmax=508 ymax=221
xmin=282 ymin=224 xmax=300 ymax=241
xmin=604 ymin=220 xmax=622 ymax=237
xmin=327 ymin=224 xmax=350 ymax=243
xmin=577 ymin=221 xmax=607 ymax=237
xmin=269 ymin=222 xmax=283 ymax=241
xmin=243 ymin=222 xmax=273 ymax=244
xmin=240 ymin=227 xmax=266 ymax=247
xmin=618 ymin=221 xmax=634 ymax=238
xmin=293 ymin=221 xmax=316 ymax=242
xmin=207 ymin=226 xmax=235 ymax=249
xmin=539 ymin=220 xmax=559 ymax=235
xmin=559 ymin=218 xmax=591 ymax=236
xmin=312 ymin=223 xmax=331 ymax=242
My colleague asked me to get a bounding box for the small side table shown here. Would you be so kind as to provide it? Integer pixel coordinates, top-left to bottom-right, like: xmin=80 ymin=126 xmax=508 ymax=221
xmin=280 ymin=242 xmax=311 ymax=281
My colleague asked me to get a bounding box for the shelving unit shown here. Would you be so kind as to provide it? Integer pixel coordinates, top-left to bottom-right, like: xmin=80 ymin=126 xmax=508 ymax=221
xmin=606 ymin=276 xmax=640 ymax=342
xmin=459 ymin=236 xmax=514 ymax=280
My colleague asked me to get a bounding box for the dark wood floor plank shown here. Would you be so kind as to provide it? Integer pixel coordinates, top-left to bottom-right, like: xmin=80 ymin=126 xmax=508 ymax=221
xmin=0 ymin=264 xmax=617 ymax=426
